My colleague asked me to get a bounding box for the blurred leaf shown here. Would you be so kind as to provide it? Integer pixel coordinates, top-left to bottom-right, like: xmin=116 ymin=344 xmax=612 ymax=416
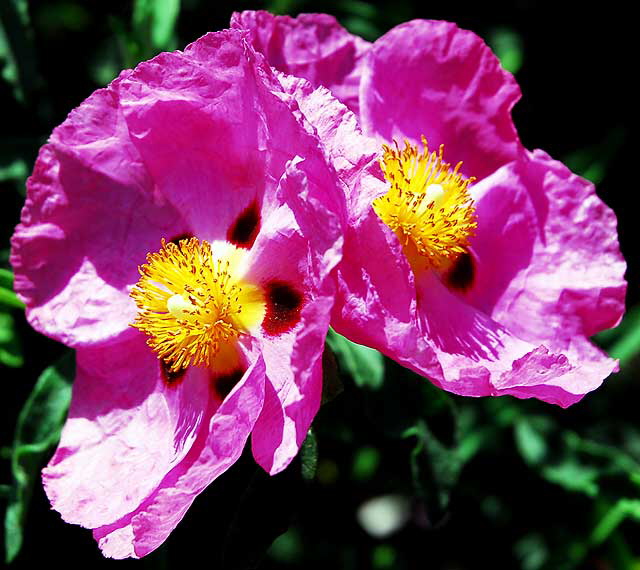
xmin=406 ymin=420 xmax=464 ymax=518
xmin=514 ymin=416 xmax=551 ymax=466
xmin=341 ymin=17 xmax=380 ymax=42
xmin=372 ymin=544 xmax=397 ymax=569
xmin=541 ymin=459 xmax=599 ymax=497
xmin=300 ymin=429 xmax=318 ymax=481
xmin=132 ymin=0 xmax=180 ymax=55
xmin=0 ymin=0 xmax=40 ymax=102
xmin=351 ymin=446 xmax=380 ymax=481
xmin=326 ymin=329 xmax=384 ymax=390
xmin=564 ymin=126 xmax=626 ymax=185
xmin=0 ymin=269 xmax=14 ymax=290
xmin=265 ymin=0 xmax=300 ymax=15
xmin=0 ymin=158 xmax=28 ymax=191
xmin=514 ymin=533 xmax=548 ymax=570
xmin=0 ymin=286 xmax=24 ymax=310
xmin=590 ymin=499 xmax=640 ymax=546
xmin=268 ymin=528 xmax=303 ymax=564
xmin=4 ymin=352 xmax=74 ymax=563
xmin=0 ymin=312 xmax=23 ymax=368
xmin=488 ymin=27 xmax=524 ymax=74
xmin=609 ymin=322 xmax=640 ymax=368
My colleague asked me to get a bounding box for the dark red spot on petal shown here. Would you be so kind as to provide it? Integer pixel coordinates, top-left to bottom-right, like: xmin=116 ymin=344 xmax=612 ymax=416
xmin=262 ymin=280 xmax=305 ymax=336
xmin=444 ymin=251 xmax=475 ymax=292
xmin=160 ymin=359 xmax=187 ymax=386
xmin=227 ymin=200 xmax=261 ymax=249
xmin=169 ymin=233 xmax=194 ymax=246
xmin=212 ymin=368 xmax=245 ymax=400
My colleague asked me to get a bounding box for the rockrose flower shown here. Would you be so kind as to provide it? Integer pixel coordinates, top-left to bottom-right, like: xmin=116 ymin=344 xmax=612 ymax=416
xmin=10 ymin=30 xmax=345 ymax=557
xmin=233 ymin=12 xmax=627 ymax=406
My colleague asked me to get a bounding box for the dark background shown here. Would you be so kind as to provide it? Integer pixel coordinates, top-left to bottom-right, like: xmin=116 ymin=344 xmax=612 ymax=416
xmin=1 ymin=1 xmax=636 ymax=569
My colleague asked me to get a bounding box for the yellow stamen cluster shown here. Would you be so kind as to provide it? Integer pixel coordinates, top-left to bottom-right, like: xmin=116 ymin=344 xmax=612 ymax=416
xmin=131 ymin=238 xmax=265 ymax=372
xmin=373 ymin=137 xmax=477 ymax=271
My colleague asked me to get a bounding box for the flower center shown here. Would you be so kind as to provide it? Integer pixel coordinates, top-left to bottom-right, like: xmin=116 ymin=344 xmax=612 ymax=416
xmin=131 ymin=237 xmax=265 ymax=372
xmin=373 ymin=137 xmax=477 ymax=271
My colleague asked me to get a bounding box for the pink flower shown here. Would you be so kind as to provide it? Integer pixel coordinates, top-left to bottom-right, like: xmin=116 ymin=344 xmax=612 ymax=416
xmin=233 ymin=12 xmax=627 ymax=406
xmin=10 ymin=29 xmax=345 ymax=558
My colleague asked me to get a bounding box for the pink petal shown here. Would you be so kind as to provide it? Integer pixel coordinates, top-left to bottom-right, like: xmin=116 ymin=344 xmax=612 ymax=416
xmin=359 ymin=19 xmax=523 ymax=180
xmin=43 ymin=331 xmax=212 ymax=529
xmin=412 ymin=272 xmax=616 ymax=407
xmin=247 ymin=159 xmax=343 ymax=473
xmin=93 ymin=354 xmax=266 ymax=558
xmin=487 ymin=150 xmax=626 ymax=346
xmin=231 ymin=10 xmax=370 ymax=114
xmin=11 ymin=81 xmax=185 ymax=347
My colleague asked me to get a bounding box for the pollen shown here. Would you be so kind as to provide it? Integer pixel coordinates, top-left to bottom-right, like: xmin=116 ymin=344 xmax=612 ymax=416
xmin=130 ymin=237 xmax=265 ymax=373
xmin=373 ymin=137 xmax=477 ymax=271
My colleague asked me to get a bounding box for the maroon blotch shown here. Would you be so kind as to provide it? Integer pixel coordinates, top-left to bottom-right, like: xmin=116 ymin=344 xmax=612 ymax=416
xmin=212 ymin=368 xmax=245 ymax=400
xmin=445 ymin=251 xmax=475 ymax=292
xmin=262 ymin=280 xmax=305 ymax=335
xmin=169 ymin=233 xmax=194 ymax=246
xmin=227 ymin=200 xmax=261 ymax=249
xmin=160 ymin=359 xmax=187 ymax=386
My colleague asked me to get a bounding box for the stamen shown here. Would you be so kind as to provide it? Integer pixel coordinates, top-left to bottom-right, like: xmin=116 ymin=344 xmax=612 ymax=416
xmin=130 ymin=238 xmax=265 ymax=373
xmin=373 ymin=137 xmax=477 ymax=271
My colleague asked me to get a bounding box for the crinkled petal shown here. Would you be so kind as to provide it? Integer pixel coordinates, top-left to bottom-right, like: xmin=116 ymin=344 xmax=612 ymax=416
xmin=275 ymin=72 xmax=383 ymax=219
xmin=486 ymin=150 xmax=626 ymax=346
xmin=11 ymin=79 xmax=185 ymax=347
xmin=359 ymin=19 xmax=523 ymax=179
xmin=92 ymin=354 xmax=266 ymax=558
xmin=246 ymin=158 xmax=342 ymax=473
xmin=271 ymin=73 xmax=419 ymax=357
xmin=117 ymin=31 xmax=278 ymax=241
xmin=42 ymin=331 xmax=211 ymax=529
xmin=231 ymin=10 xmax=370 ymax=114
xmin=412 ymin=272 xmax=616 ymax=407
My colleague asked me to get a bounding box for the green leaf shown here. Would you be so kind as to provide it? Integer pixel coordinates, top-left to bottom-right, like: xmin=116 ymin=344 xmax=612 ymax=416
xmin=132 ymin=0 xmax=180 ymax=55
xmin=0 ymin=269 xmax=14 ymax=289
xmin=406 ymin=420 xmax=464 ymax=518
xmin=564 ymin=126 xmax=626 ymax=185
xmin=4 ymin=352 xmax=74 ymax=563
xmin=0 ymin=0 xmax=40 ymax=102
xmin=0 ymin=158 xmax=27 ymax=186
xmin=325 ymin=329 xmax=384 ymax=390
xmin=0 ymin=286 xmax=24 ymax=310
xmin=541 ymin=459 xmax=600 ymax=497
xmin=351 ymin=446 xmax=380 ymax=481
xmin=0 ymin=312 xmax=23 ymax=368
xmin=514 ymin=416 xmax=550 ymax=466
xmin=300 ymin=429 xmax=318 ymax=481
xmin=488 ymin=27 xmax=524 ymax=74
xmin=590 ymin=499 xmax=640 ymax=546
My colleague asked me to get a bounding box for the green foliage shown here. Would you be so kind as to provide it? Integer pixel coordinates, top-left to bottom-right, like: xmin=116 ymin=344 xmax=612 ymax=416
xmin=564 ymin=126 xmax=626 ymax=185
xmin=0 ymin=0 xmax=40 ymax=102
xmin=0 ymin=270 xmax=24 ymax=311
xmin=326 ymin=329 xmax=384 ymax=390
xmin=300 ymin=429 xmax=318 ymax=481
xmin=4 ymin=352 xmax=74 ymax=563
xmin=0 ymin=312 xmax=23 ymax=368
xmin=132 ymin=0 xmax=181 ymax=53
xmin=488 ymin=27 xmax=524 ymax=74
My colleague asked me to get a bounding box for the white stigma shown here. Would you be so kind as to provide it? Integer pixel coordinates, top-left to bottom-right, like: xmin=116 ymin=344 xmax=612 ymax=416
xmin=425 ymin=183 xmax=445 ymax=205
xmin=167 ymin=294 xmax=194 ymax=318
